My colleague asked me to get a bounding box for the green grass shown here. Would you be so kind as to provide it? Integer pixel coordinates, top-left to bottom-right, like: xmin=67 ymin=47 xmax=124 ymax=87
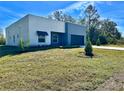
xmin=0 ymin=46 xmax=124 ymax=90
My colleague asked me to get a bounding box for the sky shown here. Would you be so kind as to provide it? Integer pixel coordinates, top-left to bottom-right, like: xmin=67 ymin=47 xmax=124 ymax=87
xmin=0 ymin=1 xmax=124 ymax=36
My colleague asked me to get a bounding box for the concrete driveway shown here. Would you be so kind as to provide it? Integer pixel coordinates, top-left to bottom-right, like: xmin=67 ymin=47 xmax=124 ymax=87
xmin=93 ymin=46 xmax=124 ymax=51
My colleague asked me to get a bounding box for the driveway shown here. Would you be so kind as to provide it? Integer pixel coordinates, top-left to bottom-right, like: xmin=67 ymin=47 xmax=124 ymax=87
xmin=93 ymin=46 xmax=124 ymax=51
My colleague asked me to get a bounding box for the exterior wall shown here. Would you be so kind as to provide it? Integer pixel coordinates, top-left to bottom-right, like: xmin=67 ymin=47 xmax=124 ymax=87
xmin=66 ymin=23 xmax=86 ymax=45
xmin=5 ymin=14 xmax=86 ymax=46
xmin=28 ymin=14 xmax=65 ymax=46
xmin=6 ymin=15 xmax=29 ymax=46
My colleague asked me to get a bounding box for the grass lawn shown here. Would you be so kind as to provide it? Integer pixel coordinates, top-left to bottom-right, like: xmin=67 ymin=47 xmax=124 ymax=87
xmin=0 ymin=46 xmax=124 ymax=90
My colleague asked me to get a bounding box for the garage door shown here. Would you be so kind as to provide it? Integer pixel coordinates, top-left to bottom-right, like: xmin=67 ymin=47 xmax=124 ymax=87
xmin=71 ymin=35 xmax=84 ymax=45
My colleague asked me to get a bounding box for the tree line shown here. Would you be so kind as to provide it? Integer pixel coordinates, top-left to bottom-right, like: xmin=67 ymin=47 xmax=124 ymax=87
xmin=48 ymin=4 xmax=122 ymax=45
xmin=0 ymin=28 xmax=5 ymax=45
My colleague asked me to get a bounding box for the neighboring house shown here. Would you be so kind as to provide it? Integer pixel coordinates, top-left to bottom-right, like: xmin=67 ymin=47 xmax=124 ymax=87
xmin=6 ymin=14 xmax=86 ymax=46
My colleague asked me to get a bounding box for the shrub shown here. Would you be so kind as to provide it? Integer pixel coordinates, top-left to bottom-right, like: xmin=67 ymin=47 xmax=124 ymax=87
xmin=25 ymin=39 xmax=30 ymax=48
xmin=85 ymin=37 xmax=93 ymax=57
xmin=0 ymin=35 xmax=5 ymax=45
xmin=99 ymin=35 xmax=108 ymax=44
xmin=112 ymin=38 xmax=117 ymax=45
xmin=19 ymin=38 xmax=24 ymax=51
xmin=107 ymin=37 xmax=117 ymax=44
xmin=96 ymin=38 xmax=100 ymax=46
xmin=107 ymin=37 xmax=113 ymax=44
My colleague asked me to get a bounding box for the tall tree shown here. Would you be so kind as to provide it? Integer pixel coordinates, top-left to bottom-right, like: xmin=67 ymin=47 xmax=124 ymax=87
xmin=48 ymin=10 xmax=76 ymax=23
xmin=52 ymin=10 xmax=63 ymax=21
xmin=100 ymin=19 xmax=121 ymax=44
xmin=0 ymin=28 xmax=5 ymax=45
xmin=84 ymin=4 xmax=100 ymax=32
xmin=84 ymin=4 xmax=100 ymax=44
xmin=78 ymin=18 xmax=85 ymax=25
xmin=61 ymin=14 xmax=76 ymax=23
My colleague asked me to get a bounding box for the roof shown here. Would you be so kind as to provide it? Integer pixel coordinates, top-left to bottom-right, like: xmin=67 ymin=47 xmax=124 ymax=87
xmin=6 ymin=14 xmax=86 ymax=29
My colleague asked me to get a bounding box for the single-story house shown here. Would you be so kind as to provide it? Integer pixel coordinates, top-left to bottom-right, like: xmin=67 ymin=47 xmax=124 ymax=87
xmin=6 ymin=14 xmax=86 ymax=46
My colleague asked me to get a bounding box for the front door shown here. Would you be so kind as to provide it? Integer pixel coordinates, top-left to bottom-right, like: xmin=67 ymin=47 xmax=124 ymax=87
xmin=51 ymin=32 xmax=64 ymax=46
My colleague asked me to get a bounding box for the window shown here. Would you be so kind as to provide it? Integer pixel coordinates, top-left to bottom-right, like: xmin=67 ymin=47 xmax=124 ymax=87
xmin=38 ymin=35 xmax=45 ymax=42
xmin=52 ymin=34 xmax=58 ymax=43
xmin=13 ymin=35 xmax=15 ymax=43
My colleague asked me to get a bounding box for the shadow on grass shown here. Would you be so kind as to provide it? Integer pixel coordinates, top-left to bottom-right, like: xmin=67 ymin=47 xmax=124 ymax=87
xmin=77 ymin=51 xmax=103 ymax=58
xmin=0 ymin=45 xmax=81 ymax=58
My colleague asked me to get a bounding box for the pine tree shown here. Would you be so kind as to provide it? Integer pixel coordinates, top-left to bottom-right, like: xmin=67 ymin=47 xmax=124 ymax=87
xmin=85 ymin=36 xmax=93 ymax=57
xmin=96 ymin=38 xmax=101 ymax=46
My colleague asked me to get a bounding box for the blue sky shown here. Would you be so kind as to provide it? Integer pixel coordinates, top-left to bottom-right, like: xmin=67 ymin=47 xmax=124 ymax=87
xmin=0 ymin=1 xmax=124 ymax=36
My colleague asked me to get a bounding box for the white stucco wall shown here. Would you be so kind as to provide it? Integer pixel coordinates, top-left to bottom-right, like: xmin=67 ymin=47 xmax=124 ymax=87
xmin=28 ymin=14 xmax=65 ymax=46
xmin=6 ymin=15 xmax=29 ymax=46
xmin=5 ymin=14 xmax=86 ymax=46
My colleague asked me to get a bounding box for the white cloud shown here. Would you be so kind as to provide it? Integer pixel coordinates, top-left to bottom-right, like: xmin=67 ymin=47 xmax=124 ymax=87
xmin=56 ymin=1 xmax=114 ymax=17
xmin=62 ymin=2 xmax=92 ymax=12
xmin=0 ymin=6 xmax=23 ymax=18
xmin=60 ymin=1 xmax=95 ymax=14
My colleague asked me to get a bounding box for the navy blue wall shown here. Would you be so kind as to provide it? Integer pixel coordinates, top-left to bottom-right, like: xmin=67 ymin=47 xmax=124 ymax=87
xmin=71 ymin=35 xmax=84 ymax=45
xmin=51 ymin=23 xmax=85 ymax=46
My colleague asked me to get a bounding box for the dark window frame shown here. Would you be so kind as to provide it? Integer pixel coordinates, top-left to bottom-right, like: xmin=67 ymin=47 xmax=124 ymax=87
xmin=38 ymin=35 xmax=45 ymax=43
xmin=52 ymin=34 xmax=59 ymax=43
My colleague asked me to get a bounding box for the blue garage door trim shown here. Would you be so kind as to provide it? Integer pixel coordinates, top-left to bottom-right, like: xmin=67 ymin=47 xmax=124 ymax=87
xmin=71 ymin=35 xmax=84 ymax=45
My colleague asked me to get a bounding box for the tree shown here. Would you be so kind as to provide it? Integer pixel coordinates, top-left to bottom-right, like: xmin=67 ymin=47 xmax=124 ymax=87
xmin=78 ymin=18 xmax=85 ymax=25
xmin=0 ymin=34 xmax=5 ymax=45
xmin=89 ymin=26 xmax=99 ymax=45
xmin=115 ymin=31 xmax=121 ymax=39
xmin=96 ymin=37 xmax=100 ymax=46
xmin=85 ymin=36 xmax=93 ymax=57
xmin=48 ymin=10 xmax=76 ymax=23
xmin=83 ymin=5 xmax=121 ymax=45
xmin=84 ymin=4 xmax=100 ymax=44
xmin=99 ymin=19 xmax=121 ymax=44
xmin=52 ymin=10 xmax=63 ymax=21
xmin=99 ymin=35 xmax=108 ymax=44
xmin=84 ymin=4 xmax=100 ymax=31
xmin=61 ymin=14 xmax=76 ymax=23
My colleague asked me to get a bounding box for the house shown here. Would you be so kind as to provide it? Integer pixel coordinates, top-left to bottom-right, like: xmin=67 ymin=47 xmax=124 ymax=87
xmin=6 ymin=14 xmax=86 ymax=46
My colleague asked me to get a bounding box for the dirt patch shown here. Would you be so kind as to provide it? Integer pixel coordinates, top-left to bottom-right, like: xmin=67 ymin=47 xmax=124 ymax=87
xmin=96 ymin=71 xmax=124 ymax=91
xmin=77 ymin=52 xmax=102 ymax=58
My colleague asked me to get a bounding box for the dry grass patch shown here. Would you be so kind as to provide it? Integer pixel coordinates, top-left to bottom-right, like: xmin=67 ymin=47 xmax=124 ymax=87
xmin=0 ymin=47 xmax=124 ymax=90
